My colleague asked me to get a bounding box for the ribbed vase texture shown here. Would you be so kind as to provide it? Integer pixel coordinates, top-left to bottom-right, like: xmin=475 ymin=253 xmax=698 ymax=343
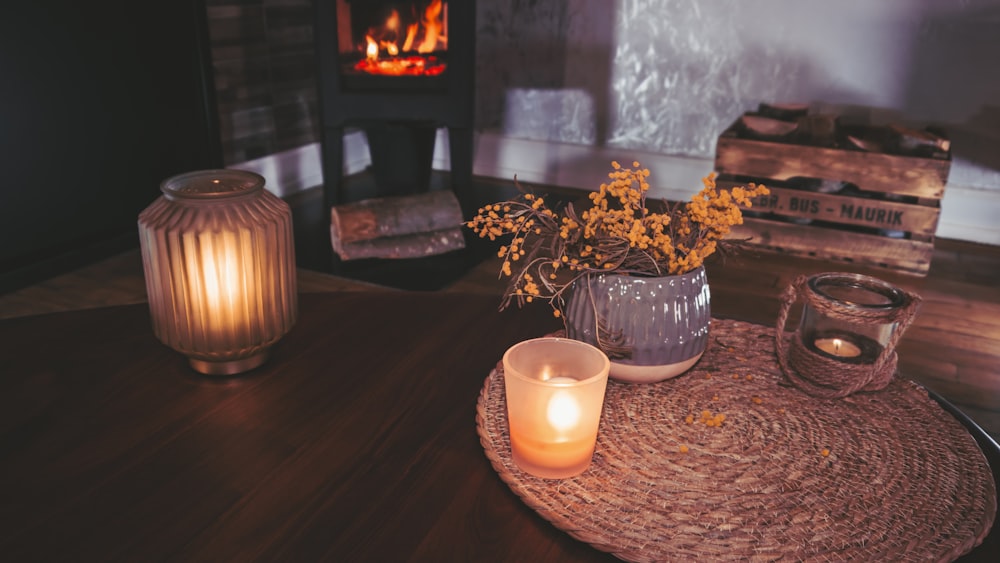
xmin=137 ymin=173 xmax=297 ymax=365
xmin=564 ymin=268 xmax=710 ymax=367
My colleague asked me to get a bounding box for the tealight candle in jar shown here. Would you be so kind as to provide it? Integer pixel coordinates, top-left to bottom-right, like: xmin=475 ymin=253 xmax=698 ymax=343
xmin=777 ymin=272 xmax=920 ymax=398
xmin=797 ymin=273 xmax=910 ymax=365
xmin=813 ymin=337 xmax=862 ymax=358
xmin=502 ymin=338 xmax=610 ymax=479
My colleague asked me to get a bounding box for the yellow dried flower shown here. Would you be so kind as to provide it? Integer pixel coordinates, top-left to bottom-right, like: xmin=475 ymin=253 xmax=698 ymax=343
xmin=464 ymin=161 xmax=768 ymax=315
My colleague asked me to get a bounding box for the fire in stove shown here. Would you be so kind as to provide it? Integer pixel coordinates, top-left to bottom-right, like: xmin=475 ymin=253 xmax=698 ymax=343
xmin=342 ymin=0 xmax=448 ymax=77
xmin=317 ymin=0 xmax=474 ymax=216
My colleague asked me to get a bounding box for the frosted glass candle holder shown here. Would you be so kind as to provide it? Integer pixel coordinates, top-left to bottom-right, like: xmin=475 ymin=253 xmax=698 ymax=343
xmin=502 ymin=337 xmax=611 ymax=479
xmin=138 ymin=170 xmax=298 ymax=376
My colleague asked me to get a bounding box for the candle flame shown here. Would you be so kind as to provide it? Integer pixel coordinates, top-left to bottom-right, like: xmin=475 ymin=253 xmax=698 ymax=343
xmin=547 ymin=391 xmax=581 ymax=432
xmin=185 ymin=230 xmax=250 ymax=341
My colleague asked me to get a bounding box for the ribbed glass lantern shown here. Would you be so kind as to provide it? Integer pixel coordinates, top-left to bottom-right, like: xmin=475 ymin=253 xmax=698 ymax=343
xmin=138 ymin=169 xmax=298 ymax=375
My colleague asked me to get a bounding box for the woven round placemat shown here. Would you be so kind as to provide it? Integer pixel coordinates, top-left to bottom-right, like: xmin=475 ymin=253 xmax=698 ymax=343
xmin=476 ymin=318 xmax=997 ymax=562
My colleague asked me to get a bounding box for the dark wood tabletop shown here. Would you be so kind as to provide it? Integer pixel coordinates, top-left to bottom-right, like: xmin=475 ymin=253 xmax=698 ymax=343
xmin=1 ymin=292 xmax=997 ymax=561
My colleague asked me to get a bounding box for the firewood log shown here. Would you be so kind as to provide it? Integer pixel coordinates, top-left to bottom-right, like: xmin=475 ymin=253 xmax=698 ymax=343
xmin=741 ymin=115 xmax=798 ymax=138
xmin=888 ymin=124 xmax=951 ymax=154
xmin=331 ymin=227 xmax=466 ymax=260
xmin=757 ymin=102 xmax=809 ymax=121
xmin=330 ymin=190 xmax=466 ymax=260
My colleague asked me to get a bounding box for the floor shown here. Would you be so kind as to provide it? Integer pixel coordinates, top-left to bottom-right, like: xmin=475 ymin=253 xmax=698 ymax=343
xmin=2 ymin=174 xmax=999 ymax=441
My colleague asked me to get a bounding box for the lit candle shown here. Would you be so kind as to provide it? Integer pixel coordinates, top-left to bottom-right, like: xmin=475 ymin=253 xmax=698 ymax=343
xmin=546 ymin=383 xmax=581 ymax=432
xmin=814 ymin=337 xmax=862 ymax=358
xmin=138 ymin=169 xmax=297 ymax=376
xmin=188 ymin=232 xmax=249 ymax=342
xmin=503 ymin=338 xmax=610 ymax=479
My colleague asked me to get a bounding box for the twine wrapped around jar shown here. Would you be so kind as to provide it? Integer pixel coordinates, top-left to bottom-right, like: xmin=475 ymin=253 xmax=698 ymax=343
xmin=775 ymin=273 xmax=921 ymax=399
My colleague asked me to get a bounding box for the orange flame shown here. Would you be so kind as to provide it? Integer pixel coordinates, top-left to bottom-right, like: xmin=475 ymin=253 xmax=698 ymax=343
xmin=404 ymin=0 xmax=446 ymax=53
xmin=355 ymin=1 xmax=448 ymax=76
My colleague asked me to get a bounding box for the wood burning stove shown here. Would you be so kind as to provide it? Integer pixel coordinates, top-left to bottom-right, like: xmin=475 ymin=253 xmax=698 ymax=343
xmin=314 ymin=0 xmax=476 ymax=213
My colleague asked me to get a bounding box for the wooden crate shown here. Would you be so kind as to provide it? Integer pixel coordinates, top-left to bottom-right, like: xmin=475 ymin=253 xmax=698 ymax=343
xmin=714 ymin=113 xmax=951 ymax=276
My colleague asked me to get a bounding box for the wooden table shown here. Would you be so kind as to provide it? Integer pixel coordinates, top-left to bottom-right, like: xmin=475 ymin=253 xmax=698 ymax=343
xmin=1 ymin=292 xmax=997 ymax=561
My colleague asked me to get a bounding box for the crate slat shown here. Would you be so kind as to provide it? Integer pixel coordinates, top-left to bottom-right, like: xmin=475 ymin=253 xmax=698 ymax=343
xmin=716 ymin=135 xmax=949 ymax=199
xmin=728 ymin=218 xmax=934 ymax=275
xmin=716 ymin=180 xmax=940 ymax=237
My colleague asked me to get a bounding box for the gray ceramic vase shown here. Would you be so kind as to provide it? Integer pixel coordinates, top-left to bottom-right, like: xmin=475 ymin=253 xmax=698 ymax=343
xmin=564 ymin=267 xmax=710 ymax=383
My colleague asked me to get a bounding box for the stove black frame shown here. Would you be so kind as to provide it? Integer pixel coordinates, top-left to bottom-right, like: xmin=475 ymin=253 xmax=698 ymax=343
xmin=314 ymin=0 xmax=476 ymax=214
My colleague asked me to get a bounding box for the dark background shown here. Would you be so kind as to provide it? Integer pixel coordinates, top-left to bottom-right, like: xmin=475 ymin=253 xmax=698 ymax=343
xmin=0 ymin=1 xmax=222 ymax=293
